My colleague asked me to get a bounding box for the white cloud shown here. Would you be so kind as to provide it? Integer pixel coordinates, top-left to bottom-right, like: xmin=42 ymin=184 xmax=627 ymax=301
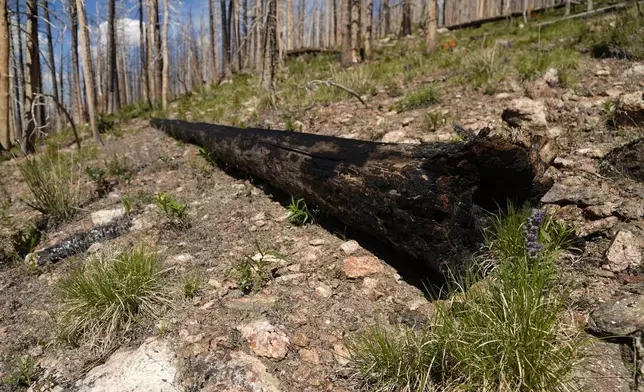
xmin=97 ymin=18 xmax=143 ymax=49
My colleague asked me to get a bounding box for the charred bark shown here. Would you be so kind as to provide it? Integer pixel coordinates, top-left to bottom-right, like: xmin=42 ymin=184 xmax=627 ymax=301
xmin=151 ymin=119 xmax=551 ymax=274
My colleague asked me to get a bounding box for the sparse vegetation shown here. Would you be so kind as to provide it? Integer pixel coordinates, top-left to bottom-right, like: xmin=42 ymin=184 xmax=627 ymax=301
xmin=154 ymin=192 xmax=190 ymax=228
xmin=394 ymin=85 xmax=440 ymax=112
xmin=603 ymin=99 xmax=618 ymax=128
xmin=287 ymin=197 xmax=314 ymax=226
xmin=232 ymin=243 xmax=284 ymax=294
xmin=589 ymin=9 xmax=644 ymax=60
xmin=347 ymin=206 xmax=580 ymax=392
xmin=56 ymin=245 xmax=169 ymax=349
xmin=105 ymin=154 xmax=132 ymax=183
xmin=182 ymin=274 xmax=202 ymax=299
xmin=423 ymin=110 xmax=450 ymax=132
xmin=121 ymin=190 xmax=154 ymax=214
xmin=515 ymin=48 xmax=580 ymax=84
xmin=20 ymin=151 xmax=83 ymax=222
xmin=1 ymin=355 xmax=39 ymax=389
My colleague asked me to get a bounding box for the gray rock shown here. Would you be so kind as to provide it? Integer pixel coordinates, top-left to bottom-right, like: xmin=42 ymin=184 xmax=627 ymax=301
xmin=617 ymin=91 xmax=644 ymax=125
xmin=573 ymin=340 xmax=631 ymax=392
xmin=541 ymin=183 xmax=607 ymax=206
xmin=603 ymin=230 xmax=643 ymax=272
xmin=501 ymin=98 xmax=548 ymax=129
xmin=342 ymin=256 xmax=384 ymax=278
xmin=623 ymin=64 xmax=644 ymax=78
xmin=75 ymin=339 xmax=179 ymax=392
xmin=588 ymin=295 xmax=644 ymax=336
xmin=91 ymin=207 xmax=126 ymax=227
xmin=198 ymin=351 xmax=282 ymax=392
xmin=224 ymin=296 xmax=277 ymax=311
xmin=239 ymin=320 xmax=290 ymax=360
xmin=578 ymin=217 xmax=619 ymax=238
xmin=339 ymin=240 xmax=361 ymax=255
xmin=616 ymin=200 xmax=644 ymax=220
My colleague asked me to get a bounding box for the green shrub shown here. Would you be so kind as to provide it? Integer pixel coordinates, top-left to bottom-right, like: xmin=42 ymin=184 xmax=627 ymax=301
xmin=56 ymin=245 xmax=169 ymax=348
xmin=287 ymin=197 xmax=314 ymax=226
xmin=232 ymin=243 xmax=283 ymax=294
xmin=20 ymin=151 xmax=82 ymax=222
xmin=347 ymin=206 xmax=580 ymax=392
xmin=105 ymin=154 xmax=132 ymax=183
xmin=395 ymin=85 xmax=440 ymax=112
xmin=515 ymin=48 xmax=579 ymax=83
xmin=423 ymin=110 xmax=450 ymax=132
xmin=1 ymin=355 xmax=39 ymax=388
xmin=588 ymin=10 xmax=644 ymax=60
xmin=154 ymin=192 xmax=190 ymax=228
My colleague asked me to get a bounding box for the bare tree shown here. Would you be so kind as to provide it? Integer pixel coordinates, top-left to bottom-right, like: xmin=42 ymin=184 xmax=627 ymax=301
xmin=340 ymin=0 xmax=351 ymax=65
xmin=43 ymin=0 xmax=60 ymax=131
xmin=209 ymin=0 xmax=220 ymax=80
xmin=146 ymin=0 xmax=156 ymax=103
xmin=139 ymin=0 xmax=150 ymax=105
xmin=363 ymin=0 xmax=372 ymax=57
xmin=24 ymin=0 xmax=42 ymax=152
xmin=69 ymin=1 xmax=85 ymax=122
xmin=350 ymin=0 xmax=361 ymax=63
xmin=161 ymin=0 xmax=169 ymax=111
xmin=424 ymin=0 xmax=436 ymax=53
xmin=400 ymin=0 xmax=411 ymax=36
xmin=107 ymin=0 xmax=121 ymax=113
xmin=221 ymin=0 xmax=232 ymax=78
xmin=256 ymin=0 xmax=264 ymax=68
xmin=153 ymin=0 xmax=162 ymax=101
xmin=564 ymin=0 xmax=570 ymax=16
xmin=231 ymin=0 xmax=240 ymax=71
xmin=297 ymin=0 xmax=304 ymax=48
xmin=261 ymin=0 xmax=276 ymax=90
xmin=0 ymin=0 xmax=9 ymax=150
xmin=76 ymin=0 xmax=101 ymax=143
xmin=287 ymin=0 xmax=293 ymax=50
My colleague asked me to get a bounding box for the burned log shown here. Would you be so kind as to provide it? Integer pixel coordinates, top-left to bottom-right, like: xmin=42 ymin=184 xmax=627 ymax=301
xmin=151 ymin=119 xmax=552 ymax=274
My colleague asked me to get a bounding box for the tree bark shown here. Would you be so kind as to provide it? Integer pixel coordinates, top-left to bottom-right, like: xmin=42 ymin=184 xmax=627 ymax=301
xmin=140 ymin=0 xmax=150 ymax=106
xmin=0 ymin=0 xmax=9 ymax=150
xmin=221 ymin=0 xmax=233 ymax=78
xmin=24 ymin=0 xmax=41 ymax=152
xmin=209 ymin=0 xmax=220 ymax=80
xmin=107 ymin=0 xmax=120 ymax=113
xmin=75 ymin=0 xmax=101 ymax=143
xmin=256 ymin=0 xmax=264 ymax=69
xmin=350 ymin=0 xmax=361 ymax=63
xmin=43 ymin=0 xmax=60 ymax=132
xmin=261 ymin=0 xmax=276 ymax=90
xmin=424 ymin=0 xmax=437 ymax=53
xmin=287 ymin=0 xmax=294 ymax=50
xmin=153 ymin=0 xmax=162 ymax=101
xmin=298 ymin=0 xmax=304 ymax=48
xmin=400 ymin=0 xmax=411 ymax=36
xmin=231 ymin=0 xmax=241 ymax=71
xmin=146 ymin=0 xmax=156 ymax=104
xmin=151 ymin=119 xmax=551 ymax=275
xmin=363 ymin=0 xmax=373 ymax=57
xmin=340 ymin=0 xmax=351 ymax=65
xmin=162 ymin=0 xmax=169 ymax=111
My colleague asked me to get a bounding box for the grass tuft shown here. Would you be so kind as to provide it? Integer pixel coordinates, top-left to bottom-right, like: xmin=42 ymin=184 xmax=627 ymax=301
xmin=347 ymin=205 xmax=580 ymax=392
xmin=287 ymin=197 xmax=314 ymax=226
xmin=20 ymin=151 xmax=83 ymax=222
xmin=182 ymin=274 xmax=202 ymax=299
xmin=588 ymin=9 xmax=644 ymax=60
xmin=395 ymin=85 xmax=440 ymax=112
xmin=55 ymin=245 xmax=169 ymax=349
xmin=154 ymin=192 xmax=190 ymax=228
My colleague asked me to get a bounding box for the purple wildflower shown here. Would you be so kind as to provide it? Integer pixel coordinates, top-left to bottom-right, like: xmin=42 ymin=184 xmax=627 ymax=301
xmin=524 ymin=208 xmax=545 ymax=260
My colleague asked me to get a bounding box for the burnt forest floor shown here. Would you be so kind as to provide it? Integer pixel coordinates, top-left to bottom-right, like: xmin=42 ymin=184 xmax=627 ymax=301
xmin=1 ymin=4 xmax=643 ymax=392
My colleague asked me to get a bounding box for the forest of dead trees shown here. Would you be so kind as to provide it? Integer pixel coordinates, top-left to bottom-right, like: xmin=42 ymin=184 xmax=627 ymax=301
xmin=0 ymin=0 xmax=572 ymax=154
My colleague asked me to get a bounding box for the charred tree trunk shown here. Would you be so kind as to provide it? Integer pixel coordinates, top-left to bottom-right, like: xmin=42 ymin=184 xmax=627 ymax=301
xmin=400 ymin=0 xmax=411 ymax=36
xmin=209 ymin=0 xmax=220 ymax=81
xmin=340 ymin=0 xmax=352 ymax=65
xmin=0 ymin=0 xmax=8 ymax=150
xmin=107 ymin=0 xmax=120 ymax=114
xmin=43 ymin=0 xmax=60 ymax=132
xmin=221 ymin=0 xmax=233 ymax=79
xmin=24 ymin=0 xmax=41 ymax=152
xmin=151 ymin=119 xmax=551 ymax=275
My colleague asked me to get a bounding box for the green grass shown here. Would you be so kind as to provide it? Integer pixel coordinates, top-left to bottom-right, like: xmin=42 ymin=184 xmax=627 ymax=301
xmin=154 ymin=192 xmax=190 ymax=228
xmin=515 ymin=48 xmax=580 ymax=84
xmin=287 ymin=197 xmax=314 ymax=226
xmin=347 ymin=206 xmax=580 ymax=392
xmin=394 ymin=85 xmax=441 ymax=112
xmin=233 ymin=254 xmax=272 ymax=294
xmin=588 ymin=9 xmax=644 ymax=60
xmin=105 ymin=153 xmax=132 ymax=183
xmin=182 ymin=274 xmax=202 ymax=299
xmin=1 ymin=355 xmax=39 ymax=389
xmin=20 ymin=150 xmax=83 ymax=222
xmin=56 ymin=245 xmax=169 ymax=349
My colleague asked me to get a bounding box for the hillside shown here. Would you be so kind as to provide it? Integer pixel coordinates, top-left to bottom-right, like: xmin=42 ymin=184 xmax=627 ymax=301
xmin=1 ymin=6 xmax=643 ymax=392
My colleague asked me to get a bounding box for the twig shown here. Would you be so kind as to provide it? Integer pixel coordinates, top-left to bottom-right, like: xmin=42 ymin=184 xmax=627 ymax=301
xmin=306 ymin=79 xmax=367 ymax=106
xmin=32 ymin=93 xmax=82 ymax=150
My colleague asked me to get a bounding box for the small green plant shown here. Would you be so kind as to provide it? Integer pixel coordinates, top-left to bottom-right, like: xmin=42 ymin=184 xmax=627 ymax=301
xmin=105 ymin=154 xmax=132 ymax=183
xmin=20 ymin=151 xmax=82 ymax=222
xmin=603 ymin=99 xmax=618 ymax=128
xmin=347 ymin=206 xmax=580 ymax=392
xmin=423 ymin=110 xmax=449 ymax=132
xmin=284 ymin=116 xmax=300 ymax=132
xmin=287 ymin=197 xmax=314 ymax=226
xmin=97 ymin=113 xmax=116 ymax=133
xmin=159 ymin=155 xmax=179 ymax=170
xmin=121 ymin=191 xmax=153 ymax=214
xmin=154 ymin=192 xmax=190 ymax=228
xmin=232 ymin=242 xmax=283 ymax=294
xmin=198 ymin=147 xmax=215 ymax=165
xmin=515 ymin=48 xmax=579 ymax=83
xmin=182 ymin=274 xmax=202 ymax=299
xmin=589 ymin=9 xmax=644 ymax=60
xmin=84 ymin=166 xmax=106 ymax=183
xmin=11 ymin=223 xmax=41 ymax=258
xmin=1 ymin=355 xmax=39 ymax=388
xmin=395 ymin=85 xmax=440 ymax=112
xmin=56 ymin=245 xmax=169 ymax=349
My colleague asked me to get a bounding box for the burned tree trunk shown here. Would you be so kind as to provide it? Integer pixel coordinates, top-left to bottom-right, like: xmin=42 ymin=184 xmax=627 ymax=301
xmin=151 ymin=119 xmax=551 ymax=274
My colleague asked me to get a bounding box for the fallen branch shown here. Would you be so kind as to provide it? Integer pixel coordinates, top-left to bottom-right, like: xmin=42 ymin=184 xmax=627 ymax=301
xmin=305 ymin=80 xmax=367 ymax=107
xmin=537 ymin=2 xmax=632 ymax=28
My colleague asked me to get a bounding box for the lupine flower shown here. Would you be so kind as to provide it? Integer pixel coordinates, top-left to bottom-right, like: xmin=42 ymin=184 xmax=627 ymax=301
xmin=524 ymin=208 xmax=545 ymax=260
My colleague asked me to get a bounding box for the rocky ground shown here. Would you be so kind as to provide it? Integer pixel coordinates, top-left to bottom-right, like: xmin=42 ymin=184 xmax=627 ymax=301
xmin=1 ymin=20 xmax=644 ymax=392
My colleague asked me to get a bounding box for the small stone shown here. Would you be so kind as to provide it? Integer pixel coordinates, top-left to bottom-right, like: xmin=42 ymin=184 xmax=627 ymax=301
xmin=595 ymin=69 xmax=610 ymax=76
xmin=495 ymin=92 xmax=511 ymax=100
xmin=342 ymin=256 xmax=384 ymax=278
xmin=309 ymin=239 xmax=326 ymax=246
xmin=292 ymin=332 xmax=310 ymax=347
xmin=502 ymin=98 xmax=548 ymax=129
xmin=578 ymin=217 xmax=619 ymax=238
xmin=91 ymin=207 xmax=126 ymax=226
xmin=333 ymin=344 xmax=350 ymax=366
xmin=616 ymin=200 xmax=644 ymax=220
xmin=362 ymin=277 xmax=379 ymax=290
xmin=603 ymin=230 xmax=642 ymax=272
xmin=584 ymin=203 xmax=616 ymax=220
xmin=239 ymin=320 xmax=290 ymax=360
xmin=547 ymin=126 xmax=563 ymax=138
xmin=299 ymin=348 xmax=320 ymax=365
xmin=86 ymin=242 xmax=104 ymax=254
xmin=251 ymin=212 xmax=266 ymax=221
xmin=623 ymin=64 xmax=644 ymax=77
xmin=409 ymin=298 xmax=429 ymax=311
xmin=315 ymin=284 xmax=333 ymax=298
xmin=274 ymin=273 xmax=306 ymax=283
xmin=576 ymin=148 xmax=604 ymax=159
xmin=381 ymin=130 xmax=408 ymax=143
xmin=402 ymin=117 xmax=414 ymax=126
xmin=541 ymin=183 xmax=606 ymax=206
xmin=168 ymin=253 xmax=195 ymax=265
xmin=339 ymin=240 xmax=361 ymax=255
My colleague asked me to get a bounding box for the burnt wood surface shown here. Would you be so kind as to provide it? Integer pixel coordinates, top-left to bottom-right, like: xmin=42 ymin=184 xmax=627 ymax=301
xmin=151 ymin=118 xmax=551 ymax=274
